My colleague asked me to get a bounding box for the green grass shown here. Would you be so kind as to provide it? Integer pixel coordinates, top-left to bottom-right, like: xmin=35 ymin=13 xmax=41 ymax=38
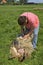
xmin=0 ymin=4 xmax=43 ymax=65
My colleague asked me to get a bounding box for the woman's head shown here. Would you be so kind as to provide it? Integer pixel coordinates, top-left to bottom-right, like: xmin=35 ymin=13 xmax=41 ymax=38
xmin=18 ymin=16 xmax=27 ymax=26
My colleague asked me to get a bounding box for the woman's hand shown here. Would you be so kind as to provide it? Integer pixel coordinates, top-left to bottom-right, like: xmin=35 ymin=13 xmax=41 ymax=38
xmin=23 ymin=34 xmax=29 ymax=39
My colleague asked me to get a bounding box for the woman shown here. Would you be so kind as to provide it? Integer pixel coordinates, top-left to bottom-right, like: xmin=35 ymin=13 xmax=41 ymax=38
xmin=17 ymin=12 xmax=39 ymax=49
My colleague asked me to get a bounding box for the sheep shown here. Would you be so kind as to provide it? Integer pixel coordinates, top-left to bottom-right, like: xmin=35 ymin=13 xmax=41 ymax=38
xmin=9 ymin=35 xmax=34 ymax=62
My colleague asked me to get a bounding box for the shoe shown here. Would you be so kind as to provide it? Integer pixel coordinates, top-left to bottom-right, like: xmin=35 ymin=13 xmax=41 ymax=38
xmin=34 ymin=48 xmax=38 ymax=51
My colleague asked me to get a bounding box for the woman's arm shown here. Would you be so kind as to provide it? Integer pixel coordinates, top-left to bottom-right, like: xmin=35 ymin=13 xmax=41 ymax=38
xmin=23 ymin=26 xmax=34 ymax=38
xmin=20 ymin=25 xmax=25 ymax=33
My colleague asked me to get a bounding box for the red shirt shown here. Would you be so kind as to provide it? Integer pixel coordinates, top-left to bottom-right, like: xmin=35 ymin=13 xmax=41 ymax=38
xmin=20 ymin=12 xmax=39 ymax=29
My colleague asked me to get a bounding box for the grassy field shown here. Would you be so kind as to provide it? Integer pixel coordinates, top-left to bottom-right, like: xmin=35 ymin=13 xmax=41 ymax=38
xmin=0 ymin=4 xmax=43 ymax=65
